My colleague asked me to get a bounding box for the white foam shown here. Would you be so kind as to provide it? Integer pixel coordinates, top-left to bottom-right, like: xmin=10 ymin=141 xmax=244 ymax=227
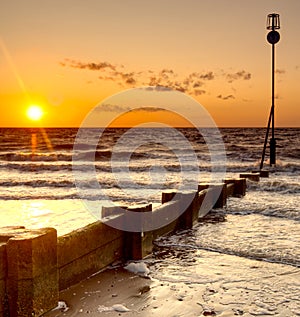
xmin=52 ymin=301 xmax=69 ymax=312
xmin=124 ymin=261 xmax=150 ymax=276
xmin=97 ymin=304 xmax=130 ymax=313
xmin=112 ymin=304 xmax=130 ymax=312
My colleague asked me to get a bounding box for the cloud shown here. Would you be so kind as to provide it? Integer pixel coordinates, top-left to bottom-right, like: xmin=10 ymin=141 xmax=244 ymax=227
xmin=98 ymin=75 xmax=115 ymax=81
xmin=96 ymin=103 xmax=131 ymax=113
xmin=225 ymin=70 xmax=251 ymax=83
xmin=63 ymin=59 xmax=139 ymax=86
xmin=122 ymin=73 xmax=137 ymax=85
xmin=95 ymin=104 xmax=169 ymax=114
xmin=159 ymin=69 xmax=175 ymax=80
xmin=142 ymin=86 xmax=173 ymax=92
xmin=111 ymin=70 xmax=138 ymax=86
xmin=61 ymin=59 xmax=116 ymax=71
xmin=61 ymin=58 xmax=207 ymax=94
xmin=199 ymin=71 xmax=214 ymax=80
xmin=194 ymin=89 xmax=206 ymax=96
xmin=61 ymin=59 xmax=252 ymax=99
xmin=129 ymin=106 xmax=167 ymax=112
xmin=217 ymin=94 xmax=235 ymax=100
xmin=95 ymin=104 xmax=170 ymax=114
xmin=148 ymin=76 xmax=160 ymax=86
xmin=193 ymin=81 xmax=203 ymax=88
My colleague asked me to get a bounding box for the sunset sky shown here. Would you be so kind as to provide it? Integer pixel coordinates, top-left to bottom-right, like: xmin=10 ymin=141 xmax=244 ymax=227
xmin=0 ymin=0 xmax=299 ymax=127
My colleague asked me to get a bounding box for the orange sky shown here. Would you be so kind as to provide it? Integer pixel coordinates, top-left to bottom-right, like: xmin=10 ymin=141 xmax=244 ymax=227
xmin=107 ymin=110 xmax=193 ymax=128
xmin=0 ymin=0 xmax=299 ymax=127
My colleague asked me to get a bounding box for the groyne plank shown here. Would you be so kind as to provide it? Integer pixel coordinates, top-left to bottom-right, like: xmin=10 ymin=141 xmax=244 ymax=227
xmin=58 ymin=236 xmax=124 ymax=290
xmin=252 ymin=170 xmax=269 ymax=177
xmin=57 ymin=221 xmax=124 ymax=290
xmin=57 ymin=221 xmax=123 ymax=268
xmin=240 ymin=172 xmax=260 ymax=182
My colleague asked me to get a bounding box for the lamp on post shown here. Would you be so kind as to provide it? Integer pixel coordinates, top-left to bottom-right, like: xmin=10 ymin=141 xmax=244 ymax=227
xmin=260 ymin=13 xmax=281 ymax=169
xmin=267 ymin=13 xmax=280 ymax=31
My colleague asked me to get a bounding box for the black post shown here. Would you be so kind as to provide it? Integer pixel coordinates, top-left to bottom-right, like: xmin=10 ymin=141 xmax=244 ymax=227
xmin=269 ymin=32 xmax=276 ymax=165
xmin=260 ymin=13 xmax=280 ymax=169
xmin=260 ymin=106 xmax=272 ymax=170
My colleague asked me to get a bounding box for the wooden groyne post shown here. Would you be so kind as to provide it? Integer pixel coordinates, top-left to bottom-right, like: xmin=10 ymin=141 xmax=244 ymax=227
xmin=0 ymin=227 xmax=58 ymax=317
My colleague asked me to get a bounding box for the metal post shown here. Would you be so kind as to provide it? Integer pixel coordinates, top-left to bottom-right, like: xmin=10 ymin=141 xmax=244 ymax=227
xmin=260 ymin=13 xmax=280 ymax=169
xmin=259 ymin=106 xmax=272 ymax=170
xmin=269 ymin=29 xmax=276 ymax=165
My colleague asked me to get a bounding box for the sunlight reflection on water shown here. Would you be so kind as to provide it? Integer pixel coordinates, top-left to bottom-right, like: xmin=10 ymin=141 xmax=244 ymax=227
xmin=0 ymin=199 xmax=96 ymax=236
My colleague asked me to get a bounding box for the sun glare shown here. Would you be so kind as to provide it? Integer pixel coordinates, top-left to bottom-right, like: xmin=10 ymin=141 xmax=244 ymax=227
xmin=27 ymin=105 xmax=43 ymax=121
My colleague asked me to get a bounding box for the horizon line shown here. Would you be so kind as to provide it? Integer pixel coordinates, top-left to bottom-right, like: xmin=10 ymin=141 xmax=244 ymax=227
xmin=0 ymin=126 xmax=299 ymax=129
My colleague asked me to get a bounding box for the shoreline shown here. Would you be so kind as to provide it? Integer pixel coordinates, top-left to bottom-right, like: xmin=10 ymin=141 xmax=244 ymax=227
xmin=43 ymin=247 xmax=300 ymax=317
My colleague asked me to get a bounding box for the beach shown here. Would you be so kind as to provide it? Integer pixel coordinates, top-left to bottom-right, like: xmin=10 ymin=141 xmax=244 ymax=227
xmin=44 ymin=223 xmax=300 ymax=317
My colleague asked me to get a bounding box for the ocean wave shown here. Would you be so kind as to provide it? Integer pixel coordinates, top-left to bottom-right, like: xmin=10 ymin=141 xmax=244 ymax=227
xmin=227 ymin=205 xmax=300 ymax=222
xmin=225 ymin=160 xmax=300 ymax=174
xmin=154 ymin=240 xmax=300 ymax=268
xmin=0 ymin=179 xmax=74 ymax=188
xmin=155 ymin=215 xmax=300 ymax=268
xmin=0 ymin=193 xmax=79 ymax=200
xmin=0 ymin=152 xmax=72 ymax=162
xmin=4 ymin=157 xmax=298 ymax=175
xmin=0 ymin=149 xmax=165 ymax=162
xmin=247 ymin=179 xmax=300 ymax=194
xmin=0 ymin=191 xmax=149 ymax=202
xmin=0 ymin=162 xmax=73 ymax=172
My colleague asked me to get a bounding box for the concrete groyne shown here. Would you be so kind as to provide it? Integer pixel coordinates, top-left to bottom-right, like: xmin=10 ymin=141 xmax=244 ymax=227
xmin=0 ymin=175 xmax=256 ymax=317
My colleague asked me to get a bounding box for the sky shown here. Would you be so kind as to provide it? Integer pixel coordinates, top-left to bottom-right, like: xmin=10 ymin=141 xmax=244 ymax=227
xmin=0 ymin=0 xmax=299 ymax=127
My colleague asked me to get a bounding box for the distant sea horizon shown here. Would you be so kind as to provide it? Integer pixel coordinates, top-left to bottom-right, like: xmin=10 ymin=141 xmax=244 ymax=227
xmin=1 ymin=126 xmax=299 ymax=128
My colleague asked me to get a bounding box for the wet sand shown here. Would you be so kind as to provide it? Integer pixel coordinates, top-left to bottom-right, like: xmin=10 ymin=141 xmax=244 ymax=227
xmin=43 ymin=249 xmax=300 ymax=317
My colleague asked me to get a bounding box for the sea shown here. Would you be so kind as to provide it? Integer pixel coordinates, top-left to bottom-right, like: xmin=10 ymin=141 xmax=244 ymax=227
xmin=0 ymin=127 xmax=299 ymax=233
xmin=1 ymin=127 xmax=300 ymax=315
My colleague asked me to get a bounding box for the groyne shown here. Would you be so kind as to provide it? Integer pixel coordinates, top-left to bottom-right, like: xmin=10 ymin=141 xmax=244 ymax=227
xmin=0 ymin=174 xmax=259 ymax=317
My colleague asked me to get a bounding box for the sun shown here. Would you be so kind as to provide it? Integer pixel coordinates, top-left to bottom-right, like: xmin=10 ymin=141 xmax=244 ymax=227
xmin=27 ymin=105 xmax=44 ymax=121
